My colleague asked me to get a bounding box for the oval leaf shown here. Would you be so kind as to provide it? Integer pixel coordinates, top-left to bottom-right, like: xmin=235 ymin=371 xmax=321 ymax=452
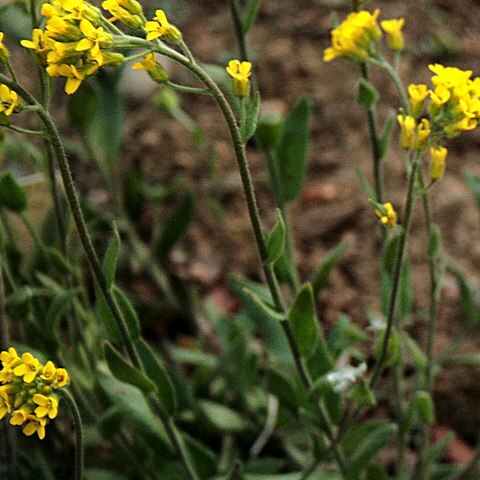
xmin=104 ymin=341 xmax=156 ymax=394
xmin=0 ymin=172 xmax=28 ymax=212
xmin=137 ymin=338 xmax=177 ymax=415
xmin=288 ymin=283 xmax=319 ymax=357
xmin=276 ymin=97 xmax=311 ymax=202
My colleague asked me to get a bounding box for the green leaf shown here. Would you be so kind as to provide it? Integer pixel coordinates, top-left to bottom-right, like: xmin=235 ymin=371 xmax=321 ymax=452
xmin=95 ymin=285 xmax=121 ymax=342
xmin=406 ymin=390 xmax=435 ymax=429
xmin=328 ymin=314 xmax=366 ymax=358
xmin=346 ymin=423 xmax=397 ymax=480
xmin=97 ymin=373 xmax=171 ymax=450
xmin=266 ymin=209 xmax=286 ymax=263
xmin=350 ymin=379 xmax=376 ymax=406
xmin=266 ymin=368 xmax=303 ymax=410
xmin=241 ymin=91 xmax=261 ymax=143
xmin=311 ymin=241 xmax=350 ymax=298
xmin=46 ymin=288 xmax=81 ymax=340
xmin=340 ymin=419 xmax=390 ymax=454
xmin=276 ymin=97 xmax=311 ymax=202
xmin=243 ymin=287 xmax=286 ymax=322
xmin=102 ymin=224 xmax=121 ymax=289
xmin=67 ymin=82 xmax=99 ymax=131
xmin=229 ymin=276 xmax=290 ymax=361
xmin=402 ymin=332 xmax=428 ymax=375
xmin=136 ymin=338 xmax=177 ymax=415
xmin=456 ymin=273 xmax=480 ymax=327
xmin=0 ymin=172 xmax=28 ymax=212
xmin=379 ymin=110 xmax=395 ymax=160
xmin=104 ymin=341 xmax=156 ymax=393
xmin=427 ymin=223 xmax=442 ymax=259
xmin=399 ymin=257 xmax=412 ymax=319
xmin=113 ymin=286 xmax=141 ymax=341
xmin=156 ymin=190 xmax=195 ymax=257
xmin=200 ymin=400 xmax=250 ymax=432
xmin=355 ymin=167 xmax=375 ymax=200
xmin=375 ymin=328 xmax=401 ymax=367
xmin=256 ymin=113 xmax=283 ymax=153
xmin=243 ymin=0 xmax=261 ymax=34
xmin=356 ymin=78 xmax=379 ymax=108
xmin=88 ymin=71 xmax=124 ymax=168
xmin=288 ymin=283 xmax=319 ymax=357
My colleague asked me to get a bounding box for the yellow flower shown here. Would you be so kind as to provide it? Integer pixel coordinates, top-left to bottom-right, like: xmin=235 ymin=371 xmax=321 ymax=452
xmin=33 ymin=394 xmax=59 ymax=419
xmin=0 ymin=84 xmax=22 ymax=117
xmin=226 ymin=59 xmax=252 ymax=97
xmin=375 ymin=202 xmax=397 ymax=228
xmin=20 ymin=29 xmax=52 ymax=64
xmin=0 ymin=390 xmax=11 ymax=420
xmin=102 ymin=0 xmax=143 ymax=29
xmin=408 ymin=84 xmax=429 ymax=118
xmin=132 ymin=53 xmax=168 ymax=83
xmin=41 ymin=361 xmax=57 ymax=382
xmin=381 ymin=18 xmax=405 ymax=51
xmin=429 ymin=146 xmax=447 ymax=180
xmin=54 ymin=368 xmax=69 ymax=388
xmin=324 ymin=9 xmax=381 ymax=63
xmin=13 ymin=353 xmax=41 ymax=383
xmin=397 ymin=114 xmax=416 ymax=149
xmin=75 ymin=19 xmax=113 ymax=65
xmin=145 ymin=10 xmax=182 ymax=43
xmin=415 ymin=118 xmax=431 ymax=150
xmin=9 ymin=408 xmax=30 ymax=426
xmin=0 ymin=347 xmax=19 ymax=366
xmin=0 ymin=32 xmax=10 ymax=64
xmin=46 ymin=62 xmax=100 ymax=94
xmin=23 ymin=415 xmax=47 ymax=440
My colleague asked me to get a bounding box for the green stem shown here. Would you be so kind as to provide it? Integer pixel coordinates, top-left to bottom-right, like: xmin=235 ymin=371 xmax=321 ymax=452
xmin=393 ymin=367 xmax=406 ymax=478
xmin=6 ymin=125 xmax=45 ymax=136
xmin=165 ymin=81 xmax=210 ymax=95
xmin=368 ymin=57 xmax=409 ymax=112
xmin=228 ymin=0 xmax=248 ymax=61
xmin=359 ymin=62 xmax=383 ymax=204
xmin=370 ymin=154 xmax=420 ymax=388
xmin=63 ymin=390 xmax=84 ymax=480
xmin=0 ymin=73 xmax=144 ymax=370
xmin=150 ymin=397 xmax=201 ymax=480
xmin=414 ymin=169 xmax=440 ymax=480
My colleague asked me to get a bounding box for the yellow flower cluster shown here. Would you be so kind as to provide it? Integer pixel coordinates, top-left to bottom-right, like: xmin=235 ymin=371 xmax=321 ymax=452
xmin=21 ymin=0 xmax=123 ymax=94
xmin=397 ymin=114 xmax=431 ymax=150
xmin=0 ymin=348 xmax=69 ymax=440
xmin=0 ymin=84 xmax=22 ymax=117
xmin=102 ymin=0 xmax=144 ymax=30
xmin=407 ymin=64 xmax=480 ymax=138
xmin=375 ymin=202 xmax=397 ymax=228
xmin=226 ymin=59 xmax=252 ymax=97
xmin=323 ymin=9 xmax=381 ymax=63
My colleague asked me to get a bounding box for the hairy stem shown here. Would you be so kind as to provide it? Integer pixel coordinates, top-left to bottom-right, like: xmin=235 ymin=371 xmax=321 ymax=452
xmin=63 ymin=390 xmax=84 ymax=480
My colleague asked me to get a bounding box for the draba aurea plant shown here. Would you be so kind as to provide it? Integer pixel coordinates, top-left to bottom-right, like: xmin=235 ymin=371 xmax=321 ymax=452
xmin=0 ymin=1 xmax=480 ymax=479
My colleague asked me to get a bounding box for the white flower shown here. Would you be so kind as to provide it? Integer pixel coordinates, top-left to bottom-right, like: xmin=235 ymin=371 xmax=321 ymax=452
xmin=326 ymin=362 xmax=367 ymax=393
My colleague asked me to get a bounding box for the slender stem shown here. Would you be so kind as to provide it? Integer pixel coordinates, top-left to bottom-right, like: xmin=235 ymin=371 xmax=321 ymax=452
xmin=165 ymin=81 xmax=210 ymax=95
xmin=393 ymin=367 xmax=406 ymax=478
xmin=63 ymin=390 xmax=84 ymax=480
xmin=370 ymin=154 xmax=420 ymax=388
xmin=0 ymin=73 xmax=143 ymax=370
xmin=359 ymin=62 xmax=383 ymax=204
xmin=228 ymin=0 xmax=248 ymax=61
xmin=150 ymin=397 xmax=201 ymax=480
xmin=5 ymin=60 xmax=18 ymax=84
xmin=368 ymin=57 xmax=409 ymax=112
xmin=414 ymin=169 xmax=440 ymax=480
xmin=6 ymin=125 xmax=46 ymax=136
